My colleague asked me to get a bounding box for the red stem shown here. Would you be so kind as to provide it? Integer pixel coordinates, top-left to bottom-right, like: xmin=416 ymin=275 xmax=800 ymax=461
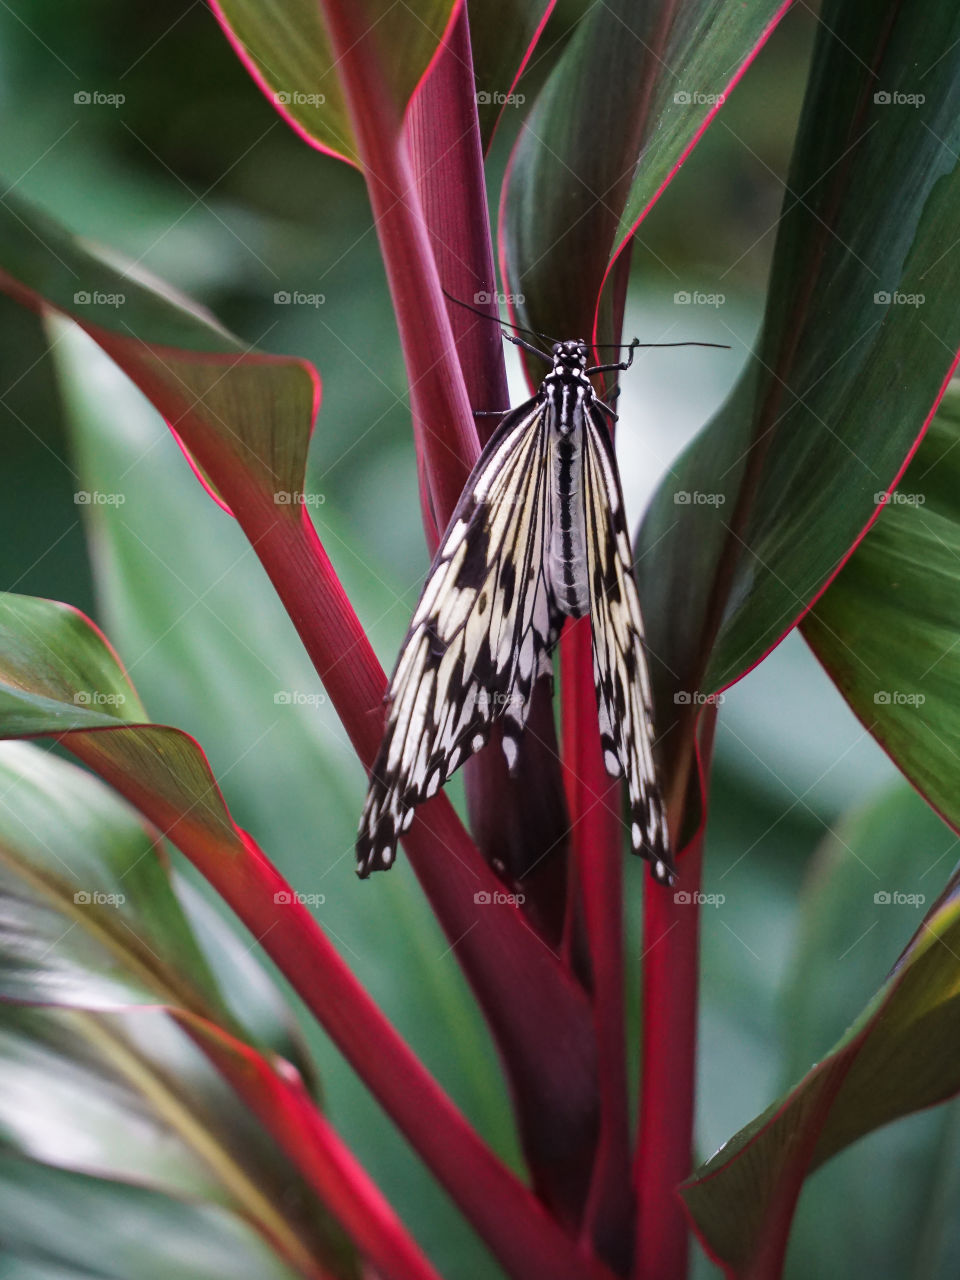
xmin=406 ymin=0 xmax=572 ymax=948
xmin=317 ymin=0 xmax=476 ymax=534
xmin=66 ymin=729 xmax=608 ymax=1280
xmin=633 ymin=709 xmax=716 ymax=1279
xmin=182 ymin=1015 xmax=444 ymax=1280
xmin=561 ymin=616 xmax=634 ymax=1270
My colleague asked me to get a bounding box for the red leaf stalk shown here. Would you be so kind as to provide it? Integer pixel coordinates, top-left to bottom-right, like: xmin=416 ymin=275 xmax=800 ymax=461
xmin=633 ymin=707 xmax=717 ymax=1279
xmin=561 ymin=615 xmax=634 ymax=1268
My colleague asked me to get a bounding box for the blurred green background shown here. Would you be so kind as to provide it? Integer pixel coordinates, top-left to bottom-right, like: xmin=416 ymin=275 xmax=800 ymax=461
xmin=2 ymin=3 xmax=958 ymax=1278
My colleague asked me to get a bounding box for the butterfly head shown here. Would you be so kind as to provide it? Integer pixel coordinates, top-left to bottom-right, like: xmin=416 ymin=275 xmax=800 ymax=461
xmin=551 ymin=340 xmax=589 ymax=375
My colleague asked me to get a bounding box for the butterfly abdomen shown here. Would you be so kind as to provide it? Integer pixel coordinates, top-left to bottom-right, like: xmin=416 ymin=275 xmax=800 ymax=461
xmin=548 ymin=382 xmax=590 ymax=618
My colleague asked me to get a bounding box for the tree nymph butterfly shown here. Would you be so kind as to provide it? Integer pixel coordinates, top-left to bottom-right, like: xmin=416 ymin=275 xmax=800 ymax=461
xmin=356 ymin=315 xmax=725 ymax=885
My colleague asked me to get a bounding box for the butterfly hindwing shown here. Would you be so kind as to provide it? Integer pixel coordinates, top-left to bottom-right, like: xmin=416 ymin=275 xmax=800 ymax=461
xmin=356 ymin=400 xmax=557 ymax=876
xmin=582 ymin=405 xmax=673 ymax=883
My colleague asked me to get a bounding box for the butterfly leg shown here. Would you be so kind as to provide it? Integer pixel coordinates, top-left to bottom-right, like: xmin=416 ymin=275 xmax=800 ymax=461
xmin=586 ymin=339 xmax=640 ymax=376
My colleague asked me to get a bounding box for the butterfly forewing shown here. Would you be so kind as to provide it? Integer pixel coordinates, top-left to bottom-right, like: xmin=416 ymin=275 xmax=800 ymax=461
xmin=582 ymin=405 xmax=673 ymax=882
xmin=356 ymin=401 xmax=558 ymax=876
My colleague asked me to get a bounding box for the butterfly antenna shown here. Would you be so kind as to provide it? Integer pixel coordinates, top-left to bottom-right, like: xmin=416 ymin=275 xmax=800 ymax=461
xmin=593 ymin=339 xmax=731 ymax=350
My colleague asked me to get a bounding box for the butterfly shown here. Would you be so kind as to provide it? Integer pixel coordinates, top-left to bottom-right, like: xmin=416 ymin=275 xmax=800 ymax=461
xmin=355 ymin=322 xmax=718 ymax=885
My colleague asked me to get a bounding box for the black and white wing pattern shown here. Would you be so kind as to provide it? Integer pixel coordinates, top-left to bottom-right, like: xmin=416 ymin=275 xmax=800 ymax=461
xmin=581 ymin=405 xmax=673 ymax=884
xmin=356 ymin=399 xmax=560 ymax=877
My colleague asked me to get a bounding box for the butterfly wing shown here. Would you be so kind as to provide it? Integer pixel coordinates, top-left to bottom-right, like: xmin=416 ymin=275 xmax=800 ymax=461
xmin=356 ymin=399 xmax=559 ymax=876
xmin=582 ymin=405 xmax=673 ymax=883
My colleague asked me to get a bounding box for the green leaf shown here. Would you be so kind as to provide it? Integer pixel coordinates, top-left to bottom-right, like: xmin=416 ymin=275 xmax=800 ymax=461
xmin=0 ymin=743 xmax=353 ymax=1278
xmin=0 ymin=1150 xmax=304 ymax=1280
xmin=635 ymin=0 xmax=960 ymax=816
xmin=0 ymin=185 xmax=318 ymax=515
xmin=775 ymin=786 xmax=960 ymax=1280
xmin=211 ymin=0 xmax=457 ymax=165
xmin=501 ymin=0 xmax=791 ymax=340
xmin=682 ymin=786 xmax=960 ymax=1276
xmin=803 ymin=381 xmax=960 ymax=841
xmin=469 ymin=0 xmax=554 ymax=150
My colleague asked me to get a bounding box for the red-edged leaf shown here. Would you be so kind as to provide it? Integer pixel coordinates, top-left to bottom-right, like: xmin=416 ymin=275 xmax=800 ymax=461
xmin=469 ymin=0 xmax=556 ymax=150
xmin=681 ymin=790 xmax=960 ymax=1278
xmin=636 ymin=0 xmax=960 ymax=844
xmin=209 ymin=0 xmax=457 ymax=167
xmin=0 ymin=590 xmax=609 ymax=1280
xmin=500 ymin=0 xmax=792 ymax=345
xmin=803 ymin=382 xmax=960 ymax=843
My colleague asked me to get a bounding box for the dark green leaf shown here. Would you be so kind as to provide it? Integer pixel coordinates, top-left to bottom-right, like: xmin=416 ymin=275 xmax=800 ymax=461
xmin=501 ymin=0 xmax=790 ymax=341
xmin=804 ymin=382 xmax=960 ymax=842
xmin=682 ymin=786 xmax=960 ymax=1275
xmin=636 ymin=0 xmax=960 ymax=819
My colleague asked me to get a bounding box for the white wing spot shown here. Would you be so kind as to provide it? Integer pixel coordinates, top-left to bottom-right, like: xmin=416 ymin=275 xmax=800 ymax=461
xmin=502 ymin=736 xmax=519 ymax=773
xmin=631 ymin=822 xmax=642 ymax=848
xmin=603 ymin=749 xmax=621 ymax=776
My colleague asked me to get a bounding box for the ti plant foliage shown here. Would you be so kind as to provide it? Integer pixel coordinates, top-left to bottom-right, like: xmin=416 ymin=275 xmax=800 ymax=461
xmin=1 ymin=1 xmax=960 ymax=1278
